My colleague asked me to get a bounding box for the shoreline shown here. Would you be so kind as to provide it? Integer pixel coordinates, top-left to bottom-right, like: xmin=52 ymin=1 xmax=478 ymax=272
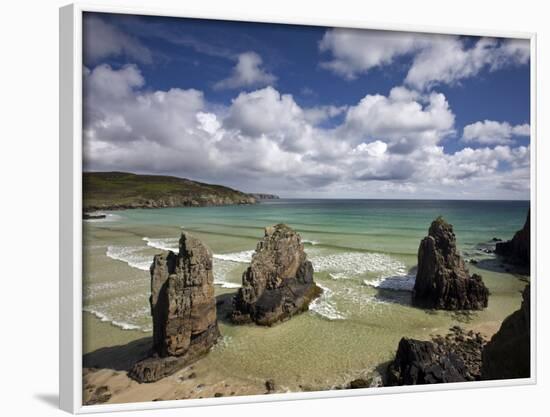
xmin=82 ymin=302 xmax=507 ymax=405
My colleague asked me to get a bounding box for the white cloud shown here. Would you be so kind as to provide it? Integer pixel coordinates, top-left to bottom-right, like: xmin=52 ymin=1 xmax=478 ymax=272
xmin=340 ymin=87 xmax=455 ymax=153
xmin=83 ymin=64 xmax=530 ymax=199
xmin=405 ymin=37 xmax=530 ymax=90
xmin=319 ymin=29 xmax=423 ymax=80
xmin=462 ymin=120 xmax=530 ymax=145
xmin=319 ymin=29 xmax=530 ymax=90
xmin=83 ymin=16 xmax=152 ymax=64
xmin=213 ymin=52 xmax=276 ymax=90
xmin=303 ymin=105 xmax=348 ymax=125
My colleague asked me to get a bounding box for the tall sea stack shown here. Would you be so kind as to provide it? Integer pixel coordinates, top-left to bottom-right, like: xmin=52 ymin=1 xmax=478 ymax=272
xmin=481 ymin=285 xmax=530 ymax=380
xmin=232 ymin=224 xmax=322 ymax=326
xmin=495 ymin=209 xmax=530 ymax=271
xmin=413 ymin=217 xmax=489 ymax=310
xmin=129 ymin=233 xmax=220 ymax=383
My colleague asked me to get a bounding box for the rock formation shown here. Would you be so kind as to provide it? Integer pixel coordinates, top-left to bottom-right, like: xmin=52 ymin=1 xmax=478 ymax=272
xmin=129 ymin=233 xmax=220 ymax=383
xmin=495 ymin=210 xmax=530 ymax=271
xmin=481 ymin=285 xmax=530 ymax=380
xmin=413 ymin=216 xmax=489 ymax=310
xmin=232 ymin=224 xmax=322 ymax=326
xmin=386 ymin=326 xmax=486 ymax=385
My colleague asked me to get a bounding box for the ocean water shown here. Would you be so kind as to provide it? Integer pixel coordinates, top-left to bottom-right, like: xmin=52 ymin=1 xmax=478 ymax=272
xmin=83 ymin=199 xmax=529 ymax=389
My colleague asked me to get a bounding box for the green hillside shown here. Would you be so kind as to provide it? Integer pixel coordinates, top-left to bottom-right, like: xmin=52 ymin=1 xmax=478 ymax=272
xmin=83 ymin=172 xmax=257 ymax=211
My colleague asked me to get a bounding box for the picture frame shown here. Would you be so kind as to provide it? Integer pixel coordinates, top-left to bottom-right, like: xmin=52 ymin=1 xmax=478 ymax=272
xmin=59 ymin=2 xmax=537 ymax=413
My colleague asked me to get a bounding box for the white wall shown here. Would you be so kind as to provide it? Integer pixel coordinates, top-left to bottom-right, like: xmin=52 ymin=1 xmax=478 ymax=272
xmin=1 ymin=0 xmax=547 ymax=415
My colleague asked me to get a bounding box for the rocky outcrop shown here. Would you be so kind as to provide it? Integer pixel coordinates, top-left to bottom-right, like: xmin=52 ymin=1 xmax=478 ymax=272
xmin=495 ymin=210 xmax=530 ymax=270
xmin=232 ymin=224 xmax=322 ymax=326
xmin=386 ymin=326 xmax=486 ymax=385
xmin=413 ymin=217 xmax=489 ymax=310
xmin=248 ymin=193 xmax=280 ymax=200
xmin=481 ymin=285 xmax=530 ymax=380
xmin=129 ymin=233 xmax=220 ymax=383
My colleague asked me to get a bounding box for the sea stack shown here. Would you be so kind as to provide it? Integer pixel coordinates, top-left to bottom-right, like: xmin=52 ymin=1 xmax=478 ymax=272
xmin=232 ymin=224 xmax=322 ymax=326
xmin=495 ymin=210 xmax=530 ymax=271
xmin=129 ymin=233 xmax=220 ymax=383
xmin=413 ymin=216 xmax=489 ymax=310
xmin=481 ymin=285 xmax=530 ymax=380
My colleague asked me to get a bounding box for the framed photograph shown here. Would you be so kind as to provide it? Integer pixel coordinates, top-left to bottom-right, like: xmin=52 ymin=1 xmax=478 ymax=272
xmin=59 ymin=2 xmax=536 ymax=413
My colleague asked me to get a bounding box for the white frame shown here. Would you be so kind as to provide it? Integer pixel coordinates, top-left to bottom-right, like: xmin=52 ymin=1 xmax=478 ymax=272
xmin=59 ymin=2 xmax=537 ymax=413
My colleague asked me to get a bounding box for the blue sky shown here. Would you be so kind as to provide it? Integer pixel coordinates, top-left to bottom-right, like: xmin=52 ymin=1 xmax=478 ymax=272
xmin=82 ymin=12 xmax=531 ymax=199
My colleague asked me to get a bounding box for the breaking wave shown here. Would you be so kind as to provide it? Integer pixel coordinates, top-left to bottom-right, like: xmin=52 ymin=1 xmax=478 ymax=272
xmin=309 ymin=283 xmax=347 ymax=320
xmin=105 ymin=246 xmax=151 ymax=271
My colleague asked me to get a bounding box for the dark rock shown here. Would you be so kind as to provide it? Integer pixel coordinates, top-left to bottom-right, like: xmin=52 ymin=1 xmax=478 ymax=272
xmin=232 ymin=224 xmax=322 ymax=326
xmin=413 ymin=217 xmax=489 ymax=310
xmin=129 ymin=233 xmax=220 ymax=383
xmin=84 ymin=385 xmax=111 ymax=405
xmin=348 ymin=378 xmax=370 ymax=389
xmin=265 ymin=379 xmax=276 ymax=393
xmin=481 ymin=285 xmax=530 ymax=380
xmin=214 ymin=392 xmax=223 ymax=397
xmin=249 ymin=193 xmax=280 ymax=200
xmin=495 ymin=210 xmax=530 ymax=271
xmin=491 ymin=237 xmax=502 ymax=242
xmin=83 ymin=212 xmax=106 ymax=220
xmin=386 ymin=327 xmax=486 ymax=386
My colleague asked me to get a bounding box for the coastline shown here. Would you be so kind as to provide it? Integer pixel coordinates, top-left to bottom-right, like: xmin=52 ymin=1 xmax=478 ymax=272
xmin=82 ymin=310 xmax=506 ymax=405
xmin=82 ymin=200 xmax=530 ymax=405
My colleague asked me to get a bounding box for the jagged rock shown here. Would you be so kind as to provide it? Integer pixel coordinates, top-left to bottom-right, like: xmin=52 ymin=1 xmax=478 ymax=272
xmin=481 ymin=285 xmax=530 ymax=380
xmin=83 ymin=385 xmax=111 ymax=405
xmin=413 ymin=217 xmax=489 ymax=310
xmin=386 ymin=327 xmax=486 ymax=386
xmin=495 ymin=210 xmax=530 ymax=271
xmin=232 ymin=224 xmax=322 ymax=326
xmin=129 ymin=233 xmax=220 ymax=383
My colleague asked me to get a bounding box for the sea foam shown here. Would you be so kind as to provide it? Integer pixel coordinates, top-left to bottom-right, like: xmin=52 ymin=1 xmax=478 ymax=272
xmin=105 ymin=246 xmax=151 ymax=271
xmin=213 ymin=250 xmax=255 ymax=264
xmin=142 ymin=237 xmax=179 ymax=252
xmin=364 ymin=274 xmax=416 ymax=292
xmin=309 ymin=283 xmax=346 ymax=320
xmin=311 ymin=252 xmax=407 ymax=277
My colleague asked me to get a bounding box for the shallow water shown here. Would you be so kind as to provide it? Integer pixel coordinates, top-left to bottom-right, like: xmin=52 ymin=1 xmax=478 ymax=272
xmin=83 ymin=199 xmax=529 ymax=389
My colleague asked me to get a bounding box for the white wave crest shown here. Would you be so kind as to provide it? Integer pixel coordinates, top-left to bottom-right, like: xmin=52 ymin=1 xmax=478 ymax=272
xmin=364 ymin=274 xmax=416 ymax=292
xmin=83 ymin=307 xmax=143 ymax=331
xmin=106 ymin=246 xmax=151 ymax=271
xmin=302 ymin=239 xmax=320 ymax=245
xmin=311 ymin=252 xmax=406 ymax=277
xmin=309 ymin=283 xmax=346 ymax=320
xmin=142 ymin=237 xmax=179 ymax=252
xmin=213 ymin=250 xmax=255 ymax=264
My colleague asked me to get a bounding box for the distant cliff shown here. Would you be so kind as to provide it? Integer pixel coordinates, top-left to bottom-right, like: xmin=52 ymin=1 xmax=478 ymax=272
xmin=248 ymin=193 xmax=280 ymax=200
xmin=83 ymin=172 xmax=257 ymax=211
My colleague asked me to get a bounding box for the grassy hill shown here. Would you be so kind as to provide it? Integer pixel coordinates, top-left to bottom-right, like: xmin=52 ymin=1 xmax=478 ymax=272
xmin=83 ymin=172 xmax=257 ymax=211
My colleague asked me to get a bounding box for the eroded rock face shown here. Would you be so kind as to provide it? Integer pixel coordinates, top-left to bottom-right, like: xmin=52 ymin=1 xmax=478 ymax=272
xmin=413 ymin=217 xmax=489 ymax=310
xmin=495 ymin=210 xmax=530 ymax=271
xmin=386 ymin=327 xmax=486 ymax=386
xmin=129 ymin=233 xmax=220 ymax=383
xmin=481 ymin=285 xmax=530 ymax=380
xmin=232 ymin=224 xmax=322 ymax=326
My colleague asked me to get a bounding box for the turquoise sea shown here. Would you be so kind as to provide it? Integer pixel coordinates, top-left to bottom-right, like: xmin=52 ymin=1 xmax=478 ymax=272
xmin=83 ymin=199 xmax=529 ymax=390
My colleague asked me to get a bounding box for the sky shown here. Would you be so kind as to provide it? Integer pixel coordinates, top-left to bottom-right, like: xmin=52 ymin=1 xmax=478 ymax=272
xmin=82 ymin=12 xmax=531 ymax=199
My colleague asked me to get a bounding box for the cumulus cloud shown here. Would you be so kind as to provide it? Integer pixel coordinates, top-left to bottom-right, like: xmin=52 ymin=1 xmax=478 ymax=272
xmin=462 ymin=120 xmax=530 ymax=145
xmin=319 ymin=29 xmax=423 ymax=80
xmin=83 ymin=64 xmax=530 ymax=199
xmin=340 ymin=86 xmax=455 ymax=153
xmin=83 ymin=16 xmax=152 ymax=64
xmin=319 ymin=29 xmax=530 ymax=90
xmin=405 ymin=37 xmax=530 ymax=90
xmin=213 ymin=52 xmax=276 ymax=90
